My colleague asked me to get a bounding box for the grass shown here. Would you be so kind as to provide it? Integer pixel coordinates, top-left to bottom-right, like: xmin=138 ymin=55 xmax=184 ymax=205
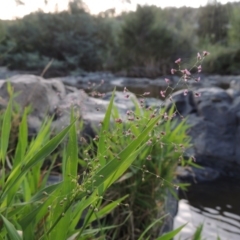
xmin=0 ymin=83 xmax=193 ymax=239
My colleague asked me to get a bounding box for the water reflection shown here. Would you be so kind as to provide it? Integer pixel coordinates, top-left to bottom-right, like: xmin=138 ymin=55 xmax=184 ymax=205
xmin=174 ymin=178 xmax=240 ymax=239
xmin=85 ymin=84 xmax=165 ymax=98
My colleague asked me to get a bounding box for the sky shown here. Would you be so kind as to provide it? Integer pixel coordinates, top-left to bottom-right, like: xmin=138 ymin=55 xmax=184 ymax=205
xmin=0 ymin=0 xmax=238 ymax=20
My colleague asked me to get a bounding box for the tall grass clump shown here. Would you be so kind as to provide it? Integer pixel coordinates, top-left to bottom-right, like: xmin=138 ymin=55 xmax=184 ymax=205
xmin=99 ymin=51 xmax=210 ymax=239
xmin=100 ymin=102 xmax=191 ymax=239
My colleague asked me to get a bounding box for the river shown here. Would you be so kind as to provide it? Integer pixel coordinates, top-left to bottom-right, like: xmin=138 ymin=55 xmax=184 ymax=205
xmin=174 ymin=177 xmax=240 ymax=240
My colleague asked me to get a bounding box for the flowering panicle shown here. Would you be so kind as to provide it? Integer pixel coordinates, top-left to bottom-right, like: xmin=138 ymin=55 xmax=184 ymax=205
xmin=175 ymin=58 xmax=181 ymax=64
xmin=194 ymin=92 xmax=201 ymax=98
xmin=165 ymin=78 xmax=170 ymax=84
xmin=197 ymin=52 xmax=201 ymax=60
xmin=183 ymin=89 xmax=188 ymax=96
xmin=197 ymin=65 xmax=202 ymax=73
xmin=160 ymin=91 xmax=166 ymax=98
xmin=203 ymin=51 xmax=210 ymax=56
xmin=181 ymin=69 xmax=191 ymax=76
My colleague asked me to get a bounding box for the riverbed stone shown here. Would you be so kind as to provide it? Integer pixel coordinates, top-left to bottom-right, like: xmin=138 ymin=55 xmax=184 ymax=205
xmin=0 ymin=74 xmax=142 ymax=138
xmin=168 ymin=87 xmax=240 ymax=176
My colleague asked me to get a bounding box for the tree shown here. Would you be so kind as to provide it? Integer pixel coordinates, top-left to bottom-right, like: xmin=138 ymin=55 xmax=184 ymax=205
xmin=197 ymin=0 xmax=230 ymax=45
xmin=117 ymin=5 xmax=193 ymax=77
xmin=117 ymin=6 xmax=172 ymax=75
xmin=68 ymin=0 xmax=88 ymax=14
xmin=228 ymin=4 xmax=240 ymax=46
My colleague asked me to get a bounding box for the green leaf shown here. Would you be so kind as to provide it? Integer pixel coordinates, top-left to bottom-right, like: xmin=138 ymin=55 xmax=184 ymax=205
xmin=138 ymin=215 xmax=166 ymax=240
xmin=0 ymin=121 xmax=75 ymax=204
xmin=24 ymin=117 xmax=52 ymax=161
xmin=1 ymin=215 xmax=22 ymax=240
xmin=53 ymin=110 xmax=78 ymax=240
xmin=98 ymin=88 xmax=115 ymax=165
xmin=20 ymin=183 xmax=62 ymax=229
xmin=14 ymin=107 xmax=28 ymax=167
xmin=0 ymin=96 xmax=12 ymax=163
xmin=156 ymin=223 xmax=187 ymax=240
xmin=88 ymin=195 xmax=128 ymax=223
xmin=64 ymin=107 xmax=78 ymax=180
xmin=192 ymin=224 xmax=203 ymax=240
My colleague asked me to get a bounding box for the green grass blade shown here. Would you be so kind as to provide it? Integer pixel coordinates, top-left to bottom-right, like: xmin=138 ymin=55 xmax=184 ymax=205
xmin=52 ymin=110 xmax=78 ymax=240
xmin=192 ymin=224 xmax=203 ymax=240
xmin=0 ymin=122 xmax=74 ymax=203
xmin=19 ymin=183 xmax=62 ymax=228
xmin=0 ymin=96 xmax=12 ymax=163
xmin=1 ymin=215 xmax=22 ymax=240
xmin=24 ymin=117 xmax=52 ymax=161
xmin=65 ymin=108 xmax=78 ymax=179
xmin=14 ymin=107 xmax=28 ymax=167
xmin=156 ymin=223 xmax=187 ymax=240
xmin=88 ymin=195 xmax=128 ymax=223
xmin=138 ymin=215 xmax=167 ymax=240
xmin=98 ymin=88 xmax=115 ymax=165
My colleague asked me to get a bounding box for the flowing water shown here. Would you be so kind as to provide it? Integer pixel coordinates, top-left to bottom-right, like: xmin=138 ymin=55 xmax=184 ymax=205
xmin=174 ymin=178 xmax=240 ymax=240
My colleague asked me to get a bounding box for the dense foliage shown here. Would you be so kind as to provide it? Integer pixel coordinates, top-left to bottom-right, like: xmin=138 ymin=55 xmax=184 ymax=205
xmin=0 ymin=85 xmax=191 ymax=239
xmin=0 ymin=0 xmax=240 ymax=76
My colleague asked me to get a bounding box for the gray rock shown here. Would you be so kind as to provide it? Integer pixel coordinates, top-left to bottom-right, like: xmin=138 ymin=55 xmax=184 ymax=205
xmin=0 ymin=75 xmax=67 ymax=134
xmin=230 ymin=77 xmax=240 ymax=91
xmin=0 ymin=74 xmax=143 ymax=139
xmin=102 ymin=91 xmax=140 ymax=113
xmin=169 ymin=90 xmax=196 ymax=116
xmin=176 ymin=166 xmax=220 ymax=183
xmin=159 ymin=188 xmax=179 ymax=236
xmin=169 ymin=87 xmax=240 ymax=176
xmin=0 ymin=66 xmax=21 ymax=79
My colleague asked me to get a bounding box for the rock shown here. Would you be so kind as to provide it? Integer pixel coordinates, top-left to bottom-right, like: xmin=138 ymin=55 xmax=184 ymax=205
xmin=159 ymin=188 xmax=179 ymax=236
xmin=102 ymin=91 xmax=139 ymax=113
xmin=0 ymin=75 xmax=66 ymax=133
xmin=0 ymin=66 xmax=20 ymax=79
xmin=168 ymin=87 xmax=240 ymax=176
xmin=0 ymin=74 xmax=143 ymax=139
xmin=176 ymin=166 xmax=220 ymax=183
xmin=168 ymin=90 xmax=197 ymax=116
xmin=0 ymin=75 xmax=94 ymax=135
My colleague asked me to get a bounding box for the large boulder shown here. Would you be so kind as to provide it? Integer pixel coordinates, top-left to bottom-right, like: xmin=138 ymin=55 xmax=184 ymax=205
xmin=169 ymin=87 xmax=240 ymax=176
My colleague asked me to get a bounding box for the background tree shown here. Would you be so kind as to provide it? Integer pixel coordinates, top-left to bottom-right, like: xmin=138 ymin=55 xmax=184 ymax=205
xmin=228 ymin=4 xmax=240 ymax=46
xmin=197 ymin=0 xmax=230 ymax=45
xmin=117 ymin=5 xmax=194 ymax=77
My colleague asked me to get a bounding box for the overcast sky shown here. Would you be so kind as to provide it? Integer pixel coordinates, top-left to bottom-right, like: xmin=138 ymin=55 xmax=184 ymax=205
xmin=0 ymin=0 xmax=238 ymax=20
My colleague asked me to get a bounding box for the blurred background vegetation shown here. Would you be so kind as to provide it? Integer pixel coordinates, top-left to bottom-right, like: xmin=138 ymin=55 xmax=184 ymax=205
xmin=0 ymin=0 xmax=240 ymax=78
